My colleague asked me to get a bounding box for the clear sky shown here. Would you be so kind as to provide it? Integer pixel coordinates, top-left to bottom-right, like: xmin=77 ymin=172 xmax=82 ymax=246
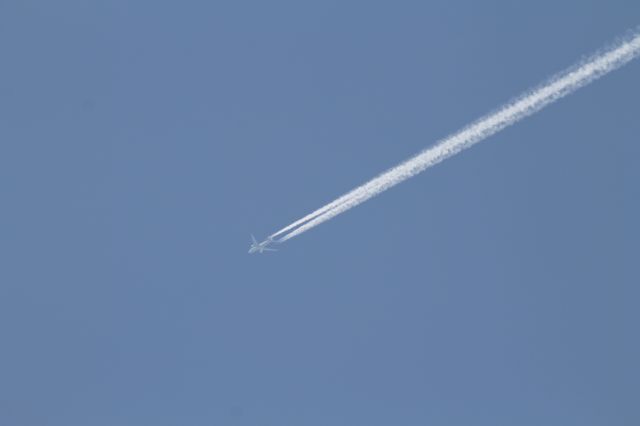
xmin=1 ymin=1 xmax=639 ymax=425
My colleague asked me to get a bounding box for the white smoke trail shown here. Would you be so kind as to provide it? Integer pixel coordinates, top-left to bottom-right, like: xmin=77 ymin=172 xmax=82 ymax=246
xmin=269 ymin=191 xmax=353 ymax=239
xmin=274 ymin=29 xmax=640 ymax=242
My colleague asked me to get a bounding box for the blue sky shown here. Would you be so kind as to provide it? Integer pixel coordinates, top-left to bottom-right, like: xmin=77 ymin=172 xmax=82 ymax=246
xmin=1 ymin=1 xmax=639 ymax=425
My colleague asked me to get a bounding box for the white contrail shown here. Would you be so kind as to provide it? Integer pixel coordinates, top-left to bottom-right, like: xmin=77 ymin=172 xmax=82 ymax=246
xmin=269 ymin=193 xmax=351 ymax=239
xmin=273 ymin=29 xmax=640 ymax=242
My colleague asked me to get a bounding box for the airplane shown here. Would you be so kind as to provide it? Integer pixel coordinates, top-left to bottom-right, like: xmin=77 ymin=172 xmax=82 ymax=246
xmin=248 ymin=234 xmax=278 ymax=254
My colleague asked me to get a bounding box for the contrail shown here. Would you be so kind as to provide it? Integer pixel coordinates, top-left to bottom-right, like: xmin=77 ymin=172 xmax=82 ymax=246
xmin=272 ymin=29 xmax=640 ymax=242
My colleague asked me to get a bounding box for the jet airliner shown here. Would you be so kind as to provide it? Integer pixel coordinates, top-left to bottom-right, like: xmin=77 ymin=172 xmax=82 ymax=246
xmin=248 ymin=235 xmax=277 ymax=254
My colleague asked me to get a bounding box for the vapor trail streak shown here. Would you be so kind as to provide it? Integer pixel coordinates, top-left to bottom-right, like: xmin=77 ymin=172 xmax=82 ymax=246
xmin=273 ymin=30 xmax=640 ymax=242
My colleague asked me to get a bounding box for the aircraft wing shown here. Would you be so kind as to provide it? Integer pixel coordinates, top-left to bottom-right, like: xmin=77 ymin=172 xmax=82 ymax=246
xmin=251 ymin=234 xmax=258 ymax=244
xmin=262 ymin=247 xmax=278 ymax=252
